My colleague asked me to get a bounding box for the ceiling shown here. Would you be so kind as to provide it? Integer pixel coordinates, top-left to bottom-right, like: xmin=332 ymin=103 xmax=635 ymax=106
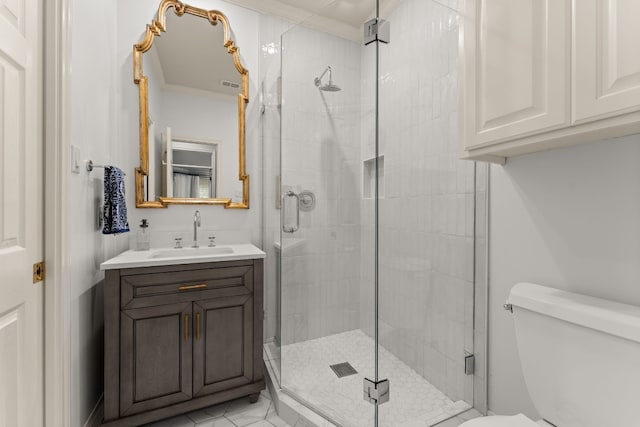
xmin=275 ymin=0 xmax=376 ymax=28
xmin=223 ymin=0 xmax=393 ymax=41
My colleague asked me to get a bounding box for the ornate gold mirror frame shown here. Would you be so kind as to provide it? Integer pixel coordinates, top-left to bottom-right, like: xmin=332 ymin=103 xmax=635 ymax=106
xmin=134 ymin=0 xmax=249 ymax=209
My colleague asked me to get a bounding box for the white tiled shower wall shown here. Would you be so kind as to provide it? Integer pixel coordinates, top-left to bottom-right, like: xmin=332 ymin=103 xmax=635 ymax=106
xmin=259 ymin=0 xmax=486 ymax=412
xmin=278 ymin=24 xmax=363 ymax=345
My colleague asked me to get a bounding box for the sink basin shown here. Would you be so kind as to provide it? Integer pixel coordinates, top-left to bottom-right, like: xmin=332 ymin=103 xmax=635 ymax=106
xmin=151 ymin=246 xmax=234 ymax=259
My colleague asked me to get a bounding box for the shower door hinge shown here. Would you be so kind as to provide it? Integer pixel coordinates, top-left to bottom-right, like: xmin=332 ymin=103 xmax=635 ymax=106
xmin=464 ymin=352 xmax=475 ymax=376
xmin=363 ymin=378 xmax=390 ymax=405
xmin=364 ymin=18 xmax=390 ymax=45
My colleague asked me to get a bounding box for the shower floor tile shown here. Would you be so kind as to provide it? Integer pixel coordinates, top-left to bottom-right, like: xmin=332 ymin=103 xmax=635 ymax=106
xmin=281 ymin=330 xmax=470 ymax=427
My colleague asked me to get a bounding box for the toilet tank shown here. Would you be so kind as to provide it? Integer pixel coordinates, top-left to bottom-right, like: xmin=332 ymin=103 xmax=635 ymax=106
xmin=508 ymin=283 xmax=640 ymax=427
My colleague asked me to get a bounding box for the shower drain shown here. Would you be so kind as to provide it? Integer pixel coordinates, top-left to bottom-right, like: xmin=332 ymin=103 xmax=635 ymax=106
xmin=329 ymin=362 xmax=358 ymax=378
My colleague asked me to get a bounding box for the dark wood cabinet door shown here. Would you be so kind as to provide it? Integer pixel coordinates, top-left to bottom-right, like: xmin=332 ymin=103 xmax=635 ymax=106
xmin=193 ymin=295 xmax=253 ymax=397
xmin=119 ymin=302 xmax=193 ymax=416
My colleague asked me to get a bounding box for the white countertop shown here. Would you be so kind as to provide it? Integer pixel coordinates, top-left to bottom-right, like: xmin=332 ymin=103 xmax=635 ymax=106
xmin=100 ymin=243 xmax=265 ymax=270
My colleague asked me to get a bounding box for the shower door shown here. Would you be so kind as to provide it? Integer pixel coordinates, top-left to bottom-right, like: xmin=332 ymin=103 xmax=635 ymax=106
xmin=374 ymin=1 xmax=479 ymax=425
xmin=278 ymin=13 xmax=377 ymax=425
xmin=276 ymin=1 xmax=480 ymax=426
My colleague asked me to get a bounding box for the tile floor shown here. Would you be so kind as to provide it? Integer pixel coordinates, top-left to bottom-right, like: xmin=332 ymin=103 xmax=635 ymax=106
xmin=278 ymin=330 xmax=471 ymax=427
xmin=143 ymin=388 xmax=291 ymax=427
xmin=144 ymin=330 xmax=480 ymax=427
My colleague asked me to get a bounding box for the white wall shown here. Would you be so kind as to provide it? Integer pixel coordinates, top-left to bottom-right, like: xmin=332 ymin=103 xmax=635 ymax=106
xmin=488 ymin=134 xmax=640 ymax=418
xmin=69 ymin=0 xmax=129 ymax=425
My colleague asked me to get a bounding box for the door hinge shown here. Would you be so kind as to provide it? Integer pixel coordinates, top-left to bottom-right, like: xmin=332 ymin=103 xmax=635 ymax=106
xmin=364 ymin=18 xmax=390 ymax=45
xmin=464 ymin=352 xmax=475 ymax=376
xmin=33 ymin=261 xmax=45 ymax=283
xmin=363 ymin=378 xmax=390 ymax=405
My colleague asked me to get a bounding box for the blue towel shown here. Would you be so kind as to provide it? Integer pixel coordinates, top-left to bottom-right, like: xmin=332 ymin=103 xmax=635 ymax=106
xmin=102 ymin=166 xmax=130 ymax=234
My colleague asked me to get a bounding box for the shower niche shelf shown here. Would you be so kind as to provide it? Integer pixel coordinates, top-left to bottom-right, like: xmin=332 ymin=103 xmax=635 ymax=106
xmin=363 ymin=155 xmax=385 ymax=199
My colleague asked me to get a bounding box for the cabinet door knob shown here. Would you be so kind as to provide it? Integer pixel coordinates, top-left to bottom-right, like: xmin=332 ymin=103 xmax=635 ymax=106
xmin=184 ymin=314 xmax=190 ymax=341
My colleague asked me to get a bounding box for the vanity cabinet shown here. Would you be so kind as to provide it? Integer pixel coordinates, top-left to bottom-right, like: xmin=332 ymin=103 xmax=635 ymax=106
xmin=103 ymin=259 xmax=264 ymax=427
xmin=119 ymin=302 xmax=193 ymax=416
xmin=459 ymin=0 xmax=640 ymax=163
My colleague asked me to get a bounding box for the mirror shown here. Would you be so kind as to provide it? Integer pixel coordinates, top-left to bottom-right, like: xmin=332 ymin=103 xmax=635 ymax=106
xmin=134 ymin=0 xmax=249 ymax=208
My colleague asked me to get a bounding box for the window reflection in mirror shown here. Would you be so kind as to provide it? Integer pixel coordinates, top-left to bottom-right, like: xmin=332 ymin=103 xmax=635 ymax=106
xmin=163 ymin=133 xmax=218 ymax=199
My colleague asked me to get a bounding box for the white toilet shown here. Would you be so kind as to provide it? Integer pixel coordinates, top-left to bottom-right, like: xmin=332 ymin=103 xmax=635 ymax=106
xmin=461 ymin=282 xmax=640 ymax=427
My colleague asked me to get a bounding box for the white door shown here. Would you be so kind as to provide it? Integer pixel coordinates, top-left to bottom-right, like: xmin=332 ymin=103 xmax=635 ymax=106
xmin=573 ymin=0 xmax=640 ymax=123
xmin=0 ymin=0 xmax=44 ymax=426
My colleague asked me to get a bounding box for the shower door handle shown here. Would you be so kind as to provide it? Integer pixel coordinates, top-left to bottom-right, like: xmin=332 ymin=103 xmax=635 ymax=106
xmin=282 ymin=190 xmax=300 ymax=233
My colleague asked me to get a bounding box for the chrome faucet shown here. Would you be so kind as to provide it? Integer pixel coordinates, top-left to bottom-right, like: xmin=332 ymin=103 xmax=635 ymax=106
xmin=192 ymin=210 xmax=201 ymax=248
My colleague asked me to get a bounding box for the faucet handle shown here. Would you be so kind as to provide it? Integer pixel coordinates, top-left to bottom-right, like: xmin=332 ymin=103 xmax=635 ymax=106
xmin=174 ymin=237 xmax=183 ymax=249
xmin=208 ymin=236 xmax=216 ymax=247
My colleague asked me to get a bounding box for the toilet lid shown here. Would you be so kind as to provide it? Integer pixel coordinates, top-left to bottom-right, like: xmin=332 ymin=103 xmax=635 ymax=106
xmin=459 ymin=414 xmax=545 ymax=427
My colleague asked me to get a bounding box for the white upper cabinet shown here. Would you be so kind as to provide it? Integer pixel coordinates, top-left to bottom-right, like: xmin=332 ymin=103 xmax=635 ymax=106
xmin=460 ymin=0 xmax=640 ymax=163
xmin=461 ymin=0 xmax=570 ymax=153
xmin=573 ymin=0 xmax=640 ymax=123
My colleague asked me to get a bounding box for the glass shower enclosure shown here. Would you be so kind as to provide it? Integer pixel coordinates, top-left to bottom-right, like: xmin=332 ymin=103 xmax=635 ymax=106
xmin=261 ymin=0 xmax=485 ymax=425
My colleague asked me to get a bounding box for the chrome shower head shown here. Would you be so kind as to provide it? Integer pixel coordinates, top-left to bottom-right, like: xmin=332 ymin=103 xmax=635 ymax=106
xmin=319 ymin=82 xmax=341 ymax=92
xmin=314 ymin=66 xmax=341 ymax=92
